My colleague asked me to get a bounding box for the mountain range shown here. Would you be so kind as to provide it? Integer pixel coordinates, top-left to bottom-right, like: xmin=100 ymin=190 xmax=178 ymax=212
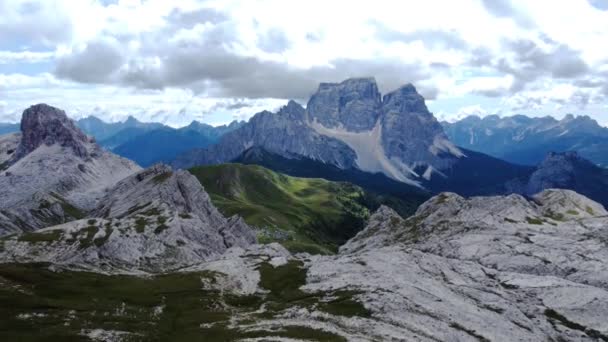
xmin=1 ymin=82 xmax=608 ymax=340
xmin=173 ymin=78 xmax=515 ymax=189
xmin=443 ymin=114 xmax=608 ymax=167
xmin=0 ymin=114 xmax=244 ymax=167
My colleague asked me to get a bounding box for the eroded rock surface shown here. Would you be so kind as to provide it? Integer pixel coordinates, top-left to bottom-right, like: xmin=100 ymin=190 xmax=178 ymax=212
xmin=0 ymin=164 xmax=256 ymax=272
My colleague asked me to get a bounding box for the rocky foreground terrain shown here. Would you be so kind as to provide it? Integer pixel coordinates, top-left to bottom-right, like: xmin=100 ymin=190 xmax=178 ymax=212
xmin=0 ymin=163 xmax=256 ymax=272
xmin=2 ymin=188 xmax=607 ymax=341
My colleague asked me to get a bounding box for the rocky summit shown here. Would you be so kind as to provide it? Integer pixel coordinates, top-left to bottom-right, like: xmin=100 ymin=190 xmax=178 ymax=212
xmin=0 ymin=104 xmax=140 ymax=235
xmin=9 ymin=104 xmax=91 ymax=163
xmin=173 ymin=78 xmax=463 ymax=186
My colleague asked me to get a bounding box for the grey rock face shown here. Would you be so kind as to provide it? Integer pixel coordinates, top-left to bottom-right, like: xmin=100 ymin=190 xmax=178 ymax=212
xmin=173 ymin=78 xmax=463 ymax=186
xmin=10 ymin=104 xmax=91 ymax=163
xmin=381 ymin=84 xmax=461 ymax=171
xmin=0 ymin=164 xmax=256 ymax=272
xmin=0 ymin=132 xmax=19 ymax=167
xmin=307 ymin=78 xmax=381 ymax=132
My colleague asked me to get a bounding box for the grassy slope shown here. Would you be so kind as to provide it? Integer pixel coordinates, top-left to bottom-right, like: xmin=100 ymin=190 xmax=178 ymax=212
xmin=0 ymin=262 xmax=365 ymax=341
xmin=190 ymin=164 xmax=408 ymax=254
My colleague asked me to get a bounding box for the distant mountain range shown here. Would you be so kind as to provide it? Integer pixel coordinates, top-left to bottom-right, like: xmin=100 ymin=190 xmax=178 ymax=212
xmin=0 ymin=115 xmax=244 ymax=167
xmin=442 ymin=114 xmax=608 ymax=167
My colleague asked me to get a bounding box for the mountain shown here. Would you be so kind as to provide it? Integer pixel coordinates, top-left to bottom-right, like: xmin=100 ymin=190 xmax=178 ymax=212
xmin=182 ymin=119 xmax=245 ymax=139
xmin=2 ymin=189 xmax=607 ymax=340
xmin=0 ymin=123 xmax=19 ymax=135
xmin=189 ymin=163 xmax=422 ymax=254
xmin=173 ymin=77 xmax=532 ymax=196
xmin=0 ymin=163 xmax=256 ymax=272
xmin=112 ymin=128 xmax=216 ymax=167
xmin=443 ymin=114 xmax=608 ymax=166
xmin=110 ymin=121 xmax=245 ymax=167
xmin=522 ymin=151 xmax=608 ymax=206
xmin=0 ymin=104 xmax=140 ymax=235
xmin=76 ymin=115 xmax=165 ymax=142
xmin=173 ymin=78 xmax=465 ymax=186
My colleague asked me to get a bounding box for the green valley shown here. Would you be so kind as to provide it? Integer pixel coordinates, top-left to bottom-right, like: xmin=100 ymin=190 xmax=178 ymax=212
xmin=189 ymin=163 xmax=421 ymax=254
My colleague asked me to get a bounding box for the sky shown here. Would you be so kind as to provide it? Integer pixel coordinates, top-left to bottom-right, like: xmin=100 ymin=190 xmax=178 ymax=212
xmin=0 ymin=0 xmax=607 ymax=127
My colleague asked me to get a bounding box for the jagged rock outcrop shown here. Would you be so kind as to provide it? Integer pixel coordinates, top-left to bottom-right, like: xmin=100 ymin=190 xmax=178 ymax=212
xmin=10 ymin=104 xmax=91 ymax=163
xmin=173 ymin=78 xmax=464 ymax=186
xmin=0 ymin=164 xmax=256 ymax=272
xmin=0 ymin=104 xmax=140 ymax=235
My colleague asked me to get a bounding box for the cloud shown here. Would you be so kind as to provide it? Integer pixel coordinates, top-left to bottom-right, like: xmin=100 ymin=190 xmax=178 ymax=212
xmin=3 ymin=0 xmax=608 ymax=126
xmin=0 ymin=1 xmax=74 ymax=48
xmin=54 ymin=13 xmax=431 ymax=100
xmin=55 ymin=38 xmax=124 ymax=83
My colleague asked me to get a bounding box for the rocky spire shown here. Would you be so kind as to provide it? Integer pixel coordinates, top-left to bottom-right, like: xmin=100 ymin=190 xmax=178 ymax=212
xmin=10 ymin=104 xmax=91 ymax=163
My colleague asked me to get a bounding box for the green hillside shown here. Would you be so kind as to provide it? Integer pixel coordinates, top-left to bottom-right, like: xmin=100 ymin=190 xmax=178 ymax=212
xmin=189 ymin=164 xmax=418 ymax=254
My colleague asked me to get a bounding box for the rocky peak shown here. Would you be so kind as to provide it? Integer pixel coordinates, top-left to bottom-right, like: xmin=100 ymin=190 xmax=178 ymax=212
xmin=277 ymin=100 xmax=305 ymax=120
xmin=307 ymin=77 xmax=382 ymax=131
xmin=11 ymin=103 xmax=91 ymax=163
xmin=525 ymin=151 xmax=608 ymax=204
xmin=381 ymin=83 xmax=429 ymax=115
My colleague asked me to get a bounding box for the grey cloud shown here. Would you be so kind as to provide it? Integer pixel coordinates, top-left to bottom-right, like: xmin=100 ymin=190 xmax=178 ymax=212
xmin=53 ymin=6 xmax=432 ymax=100
xmin=80 ymin=18 xmax=429 ymax=100
xmin=474 ymin=88 xmax=509 ymax=98
xmin=470 ymin=38 xmax=591 ymax=96
xmin=55 ymin=39 xmax=124 ymax=83
xmin=258 ymin=28 xmax=291 ymax=53
xmin=480 ymin=0 xmax=534 ymax=28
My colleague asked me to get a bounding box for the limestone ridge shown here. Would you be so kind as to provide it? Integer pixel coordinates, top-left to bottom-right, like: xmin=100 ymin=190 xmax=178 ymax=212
xmin=0 ymin=164 xmax=256 ymax=272
xmin=10 ymin=104 xmax=91 ymax=164
xmin=173 ymin=78 xmax=463 ymax=186
xmin=0 ymin=104 xmax=141 ymax=235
